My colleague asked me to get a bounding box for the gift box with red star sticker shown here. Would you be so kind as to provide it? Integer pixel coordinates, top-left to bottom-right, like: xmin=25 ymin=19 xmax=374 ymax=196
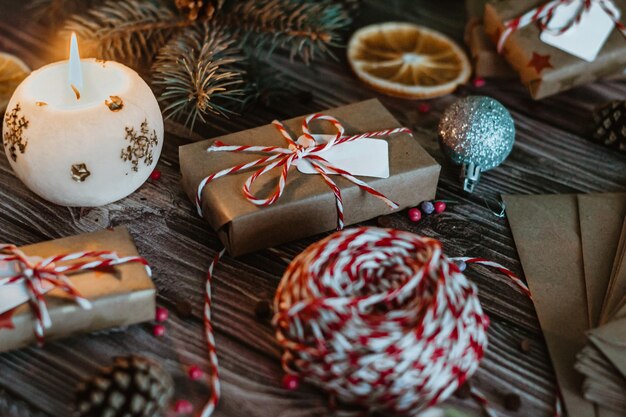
xmin=483 ymin=0 xmax=626 ymax=99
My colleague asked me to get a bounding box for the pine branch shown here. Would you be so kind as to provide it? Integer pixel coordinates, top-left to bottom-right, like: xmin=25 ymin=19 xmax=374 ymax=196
xmin=152 ymin=23 xmax=245 ymax=130
xmin=29 ymin=0 xmax=99 ymax=26
xmin=223 ymin=0 xmax=352 ymax=63
xmin=64 ymin=0 xmax=185 ymax=63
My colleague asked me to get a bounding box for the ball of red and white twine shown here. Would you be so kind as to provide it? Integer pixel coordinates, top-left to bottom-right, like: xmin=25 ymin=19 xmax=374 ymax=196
xmin=273 ymin=227 xmax=489 ymax=415
xmin=202 ymin=227 xmax=531 ymax=417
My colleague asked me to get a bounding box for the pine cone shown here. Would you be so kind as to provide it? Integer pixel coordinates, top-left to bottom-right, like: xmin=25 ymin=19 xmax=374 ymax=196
xmin=175 ymin=0 xmax=223 ymax=21
xmin=73 ymin=356 xmax=174 ymax=417
xmin=592 ymin=100 xmax=626 ymax=153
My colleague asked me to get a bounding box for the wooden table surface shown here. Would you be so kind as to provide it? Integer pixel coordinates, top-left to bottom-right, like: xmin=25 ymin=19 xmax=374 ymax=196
xmin=1 ymin=1 xmax=625 ymax=417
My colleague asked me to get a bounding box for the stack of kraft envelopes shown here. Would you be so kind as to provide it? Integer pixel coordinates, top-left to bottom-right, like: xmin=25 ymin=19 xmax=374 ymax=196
xmin=503 ymin=193 xmax=626 ymax=417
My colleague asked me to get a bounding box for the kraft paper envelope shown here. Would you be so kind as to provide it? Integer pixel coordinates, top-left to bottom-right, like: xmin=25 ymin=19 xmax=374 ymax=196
xmin=589 ymin=316 xmax=626 ymax=379
xmin=610 ymin=248 xmax=626 ymax=320
xmin=577 ymin=194 xmax=626 ymax=416
xmin=577 ymin=346 xmax=626 ymax=415
xmin=578 ymin=193 xmax=626 ymax=327
xmin=601 ymin=216 xmax=626 ymax=322
xmin=611 ymin=225 xmax=626 ymax=315
xmin=504 ymin=194 xmax=594 ymax=417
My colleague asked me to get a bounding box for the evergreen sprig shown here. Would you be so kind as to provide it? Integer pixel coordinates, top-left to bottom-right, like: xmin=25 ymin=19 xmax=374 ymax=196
xmin=49 ymin=0 xmax=354 ymax=130
xmin=153 ymin=23 xmax=244 ymax=129
xmin=65 ymin=0 xmax=184 ymax=62
xmin=30 ymin=0 xmax=99 ymax=26
xmin=225 ymin=0 xmax=352 ymax=63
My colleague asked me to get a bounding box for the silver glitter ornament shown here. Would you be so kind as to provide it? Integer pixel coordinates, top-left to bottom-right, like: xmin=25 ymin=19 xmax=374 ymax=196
xmin=438 ymin=96 xmax=515 ymax=192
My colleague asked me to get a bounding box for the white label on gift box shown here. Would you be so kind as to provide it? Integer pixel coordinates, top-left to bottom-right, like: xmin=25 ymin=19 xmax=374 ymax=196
xmin=295 ymin=134 xmax=390 ymax=178
xmin=0 ymin=258 xmax=52 ymax=316
xmin=540 ymin=1 xmax=620 ymax=62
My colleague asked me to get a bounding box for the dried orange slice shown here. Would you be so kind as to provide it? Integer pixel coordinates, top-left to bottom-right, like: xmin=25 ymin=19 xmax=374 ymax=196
xmin=0 ymin=52 xmax=30 ymax=113
xmin=348 ymin=22 xmax=471 ymax=99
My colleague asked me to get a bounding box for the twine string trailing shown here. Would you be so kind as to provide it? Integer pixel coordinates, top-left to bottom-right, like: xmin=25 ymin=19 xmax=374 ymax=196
xmin=201 ymin=227 xmax=538 ymax=417
xmin=0 ymin=244 xmax=151 ymax=344
xmin=498 ymin=0 xmax=626 ymax=52
xmin=195 ymin=113 xmax=411 ymax=230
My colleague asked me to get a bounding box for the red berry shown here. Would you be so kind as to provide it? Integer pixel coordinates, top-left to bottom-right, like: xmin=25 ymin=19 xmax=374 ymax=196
xmin=155 ymin=306 xmax=169 ymax=322
xmin=174 ymin=399 xmax=194 ymax=414
xmin=408 ymin=208 xmax=422 ymax=222
xmin=150 ymin=169 xmax=162 ymax=181
xmin=188 ymin=365 xmax=203 ymax=381
xmin=417 ymin=103 xmax=431 ymax=113
xmin=434 ymin=201 xmax=446 ymax=214
xmin=282 ymin=374 xmax=300 ymax=390
xmin=153 ymin=324 xmax=166 ymax=337
xmin=472 ymin=77 xmax=486 ymax=87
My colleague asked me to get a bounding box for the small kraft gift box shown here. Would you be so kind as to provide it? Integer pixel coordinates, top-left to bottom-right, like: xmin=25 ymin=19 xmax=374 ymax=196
xmin=0 ymin=227 xmax=155 ymax=352
xmin=180 ymin=99 xmax=441 ymax=256
xmin=484 ymin=0 xmax=626 ymax=99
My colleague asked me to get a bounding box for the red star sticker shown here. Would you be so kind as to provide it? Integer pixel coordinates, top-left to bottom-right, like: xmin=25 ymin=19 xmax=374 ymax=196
xmin=528 ymin=52 xmax=553 ymax=74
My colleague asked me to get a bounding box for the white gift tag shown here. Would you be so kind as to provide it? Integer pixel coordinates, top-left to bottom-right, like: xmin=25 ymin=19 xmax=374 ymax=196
xmin=540 ymin=1 xmax=620 ymax=62
xmin=0 ymin=258 xmax=51 ymax=315
xmin=295 ymin=134 xmax=390 ymax=178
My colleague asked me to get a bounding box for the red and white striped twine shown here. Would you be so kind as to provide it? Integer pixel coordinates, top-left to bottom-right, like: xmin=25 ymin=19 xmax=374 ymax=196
xmin=195 ymin=113 xmax=410 ymax=231
xmin=200 ymin=248 xmax=226 ymax=417
xmin=272 ymin=227 xmax=529 ymax=416
xmin=0 ymin=244 xmax=150 ymax=345
xmin=498 ymin=0 xmax=626 ymax=52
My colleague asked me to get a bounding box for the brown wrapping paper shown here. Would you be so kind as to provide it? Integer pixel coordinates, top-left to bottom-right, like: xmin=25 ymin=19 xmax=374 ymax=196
xmin=503 ymin=194 xmax=594 ymax=417
xmin=0 ymin=227 xmax=155 ymax=353
xmin=601 ymin=216 xmax=626 ymax=322
xmin=577 ymin=194 xmax=626 ymax=416
xmin=180 ymin=99 xmax=441 ymax=256
xmin=578 ymin=193 xmax=626 ymax=327
xmin=484 ymin=0 xmax=626 ymax=99
xmin=466 ymin=0 xmax=489 ymax=19
xmin=466 ymin=19 xmax=516 ymax=79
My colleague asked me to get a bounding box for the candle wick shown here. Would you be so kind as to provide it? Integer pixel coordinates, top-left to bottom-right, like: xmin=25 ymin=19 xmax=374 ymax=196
xmin=71 ymin=84 xmax=81 ymax=100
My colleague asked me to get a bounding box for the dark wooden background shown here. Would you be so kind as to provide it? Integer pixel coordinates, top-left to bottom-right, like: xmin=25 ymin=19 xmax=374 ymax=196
xmin=1 ymin=1 xmax=625 ymax=416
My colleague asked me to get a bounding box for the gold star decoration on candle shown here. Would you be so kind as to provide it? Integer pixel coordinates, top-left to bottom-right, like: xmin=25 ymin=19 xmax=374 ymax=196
xmin=71 ymin=163 xmax=91 ymax=182
xmin=3 ymin=103 xmax=29 ymax=162
xmin=105 ymin=96 xmax=124 ymax=112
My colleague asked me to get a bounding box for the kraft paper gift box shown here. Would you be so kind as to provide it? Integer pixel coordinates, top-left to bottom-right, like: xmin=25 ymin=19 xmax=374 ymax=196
xmin=0 ymin=227 xmax=155 ymax=352
xmin=466 ymin=18 xmax=516 ymax=79
xmin=466 ymin=0 xmax=489 ymax=19
xmin=180 ymin=99 xmax=441 ymax=256
xmin=484 ymin=0 xmax=626 ymax=99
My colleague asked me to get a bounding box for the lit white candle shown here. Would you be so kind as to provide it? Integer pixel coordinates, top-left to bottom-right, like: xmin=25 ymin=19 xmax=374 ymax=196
xmin=1 ymin=34 xmax=163 ymax=206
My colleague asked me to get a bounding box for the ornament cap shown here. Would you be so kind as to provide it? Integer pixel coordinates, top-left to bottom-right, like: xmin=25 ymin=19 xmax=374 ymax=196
xmin=462 ymin=162 xmax=481 ymax=193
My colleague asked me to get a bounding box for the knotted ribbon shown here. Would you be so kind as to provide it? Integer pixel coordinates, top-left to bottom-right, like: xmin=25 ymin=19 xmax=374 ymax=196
xmin=498 ymin=0 xmax=626 ymax=52
xmin=195 ymin=114 xmax=411 ymax=230
xmin=0 ymin=244 xmax=150 ymax=344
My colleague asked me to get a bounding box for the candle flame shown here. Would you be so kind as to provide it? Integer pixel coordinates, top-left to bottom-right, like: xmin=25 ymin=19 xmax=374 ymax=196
xmin=68 ymin=33 xmax=83 ymax=101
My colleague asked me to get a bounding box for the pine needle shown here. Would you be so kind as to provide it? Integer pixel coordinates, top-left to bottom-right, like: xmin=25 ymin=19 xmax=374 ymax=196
xmin=64 ymin=0 xmax=185 ymax=63
xmin=152 ymin=23 xmax=245 ymax=130
xmin=53 ymin=0 xmax=354 ymax=130
xmin=224 ymin=0 xmax=352 ymax=63
xmin=30 ymin=0 xmax=99 ymax=26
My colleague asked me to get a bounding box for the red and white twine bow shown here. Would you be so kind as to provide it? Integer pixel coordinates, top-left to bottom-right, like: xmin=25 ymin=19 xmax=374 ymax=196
xmin=195 ymin=114 xmax=411 ymax=230
xmin=0 ymin=244 xmax=150 ymax=344
xmin=498 ymin=0 xmax=626 ymax=52
xmin=273 ymin=227 xmax=530 ymax=416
